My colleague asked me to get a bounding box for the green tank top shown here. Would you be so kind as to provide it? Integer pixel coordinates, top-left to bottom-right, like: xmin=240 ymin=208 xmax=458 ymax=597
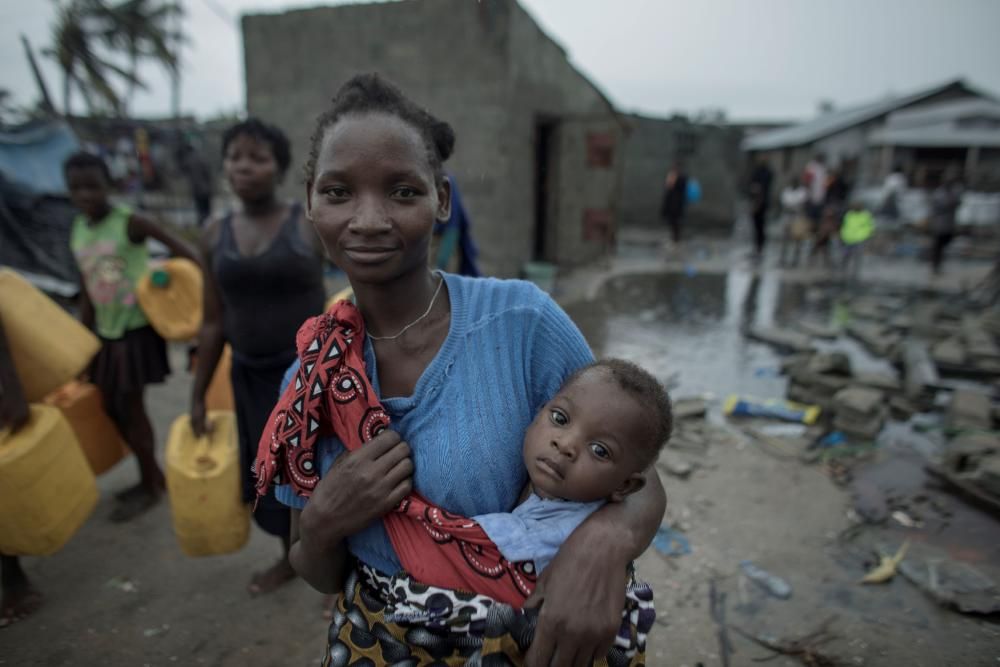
xmin=71 ymin=204 xmax=150 ymax=339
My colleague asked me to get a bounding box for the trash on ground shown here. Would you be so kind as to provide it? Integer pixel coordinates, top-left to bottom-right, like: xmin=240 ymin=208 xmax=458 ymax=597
xmin=730 ymin=616 xmax=841 ymax=667
xmin=724 ymin=395 xmax=820 ymax=425
xmin=740 ymin=560 xmax=792 ymax=599
xmin=860 ymin=540 xmax=909 ymax=584
xmin=894 ymin=543 xmax=1000 ymax=614
xmin=106 ymin=576 xmax=138 ymax=593
xmin=652 ymin=524 xmax=691 ymax=557
xmin=143 ymin=624 xmax=170 ymax=638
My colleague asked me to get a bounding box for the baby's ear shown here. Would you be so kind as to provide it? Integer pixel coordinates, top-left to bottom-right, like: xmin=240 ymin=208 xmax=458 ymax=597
xmin=610 ymin=472 xmax=646 ymax=503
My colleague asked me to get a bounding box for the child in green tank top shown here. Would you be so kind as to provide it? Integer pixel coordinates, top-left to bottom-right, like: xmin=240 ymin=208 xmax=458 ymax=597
xmin=65 ymin=152 xmax=198 ymax=522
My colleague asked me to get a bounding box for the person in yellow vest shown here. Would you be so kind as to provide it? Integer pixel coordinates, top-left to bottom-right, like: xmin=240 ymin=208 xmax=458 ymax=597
xmin=840 ymin=201 xmax=875 ymax=277
xmin=64 ymin=152 xmax=199 ymax=522
xmin=0 ymin=313 xmax=41 ymax=627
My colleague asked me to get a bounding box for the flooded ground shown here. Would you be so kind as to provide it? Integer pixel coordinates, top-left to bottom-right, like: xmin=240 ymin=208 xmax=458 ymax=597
xmin=564 ymin=258 xmax=1000 ymax=666
xmin=4 ymin=236 xmax=1000 ymax=666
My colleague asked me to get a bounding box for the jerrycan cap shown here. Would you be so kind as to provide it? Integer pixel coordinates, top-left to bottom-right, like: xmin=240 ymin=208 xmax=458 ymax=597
xmin=151 ymin=268 xmax=171 ymax=288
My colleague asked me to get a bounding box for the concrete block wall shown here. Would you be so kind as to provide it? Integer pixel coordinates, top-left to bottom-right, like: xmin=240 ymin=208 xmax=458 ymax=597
xmin=243 ymin=0 xmax=626 ymax=276
xmin=243 ymin=0 xmax=514 ymax=274
xmin=620 ymin=114 xmax=745 ymax=233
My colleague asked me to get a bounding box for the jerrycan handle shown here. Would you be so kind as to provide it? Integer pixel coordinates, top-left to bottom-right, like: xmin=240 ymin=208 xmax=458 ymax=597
xmin=193 ymin=417 xmax=218 ymax=473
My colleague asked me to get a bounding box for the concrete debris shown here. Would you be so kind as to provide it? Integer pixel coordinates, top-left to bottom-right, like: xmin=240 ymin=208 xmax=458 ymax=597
xmin=846 ymin=321 xmax=900 ymax=358
xmin=834 ymin=386 xmax=885 ymax=416
xmin=894 ymin=544 xmax=1000 ymax=615
xmin=833 ymin=386 xmax=887 ymax=440
xmin=932 ymin=336 xmax=967 ymax=367
xmin=806 ymin=352 xmax=852 ymax=376
xmin=795 ymin=320 xmax=840 ymax=340
xmin=901 ymin=340 xmax=939 ymax=402
xmin=852 ymin=370 xmax=901 ymax=392
xmin=747 ymin=325 xmax=814 ymax=353
xmin=947 ymin=388 xmax=993 ymax=431
xmin=673 ymin=397 xmax=709 ymax=420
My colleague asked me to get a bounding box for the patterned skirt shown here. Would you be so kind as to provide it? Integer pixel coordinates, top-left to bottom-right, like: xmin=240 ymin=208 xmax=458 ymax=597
xmin=322 ymin=563 xmax=654 ymax=666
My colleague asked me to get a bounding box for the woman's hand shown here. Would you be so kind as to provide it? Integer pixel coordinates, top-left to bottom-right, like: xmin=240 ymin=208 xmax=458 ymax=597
xmin=523 ymin=520 xmax=630 ymax=667
xmin=525 ymin=468 xmax=665 ymax=666
xmin=190 ymin=398 xmax=210 ymax=438
xmin=299 ymin=429 xmax=413 ymax=553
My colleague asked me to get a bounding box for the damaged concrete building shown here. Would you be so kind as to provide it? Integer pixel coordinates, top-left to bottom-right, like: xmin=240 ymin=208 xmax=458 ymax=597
xmin=242 ymin=0 xmax=627 ymax=276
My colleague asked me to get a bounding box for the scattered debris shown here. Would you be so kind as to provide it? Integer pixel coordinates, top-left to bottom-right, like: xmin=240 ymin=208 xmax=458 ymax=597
xmin=946 ymin=388 xmax=993 ymax=431
xmin=740 ymin=561 xmax=792 ymax=599
xmin=730 ymin=616 xmax=844 ymax=667
xmin=724 ymin=395 xmax=820 ymax=425
xmin=652 ymin=525 xmax=691 ymax=557
xmin=894 ymin=543 xmax=1000 ymax=614
xmin=143 ymin=624 xmax=170 ymax=638
xmin=901 ymin=339 xmax=939 ymax=404
xmin=106 ymin=576 xmax=138 ymax=594
xmin=833 ymin=386 xmax=887 ymax=440
xmin=860 ymin=541 xmax=909 ymax=584
xmin=672 ymin=397 xmax=708 ymax=421
xmin=747 ymin=325 xmax=814 ymax=353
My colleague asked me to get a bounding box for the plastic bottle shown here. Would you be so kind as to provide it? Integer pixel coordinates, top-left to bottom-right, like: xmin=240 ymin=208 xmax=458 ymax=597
xmin=740 ymin=560 xmax=793 ymax=599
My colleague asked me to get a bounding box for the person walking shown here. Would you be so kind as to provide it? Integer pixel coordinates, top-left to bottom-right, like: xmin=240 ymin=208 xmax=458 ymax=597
xmin=748 ymin=158 xmax=774 ymax=258
xmin=661 ymin=161 xmax=689 ymax=246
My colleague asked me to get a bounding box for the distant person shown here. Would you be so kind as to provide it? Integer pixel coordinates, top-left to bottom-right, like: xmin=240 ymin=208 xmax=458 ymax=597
xmin=879 ymin=164 xmax=907 ymax=224
xmin=748 ymin=158 xmax=774 ymax=257
xmin=811 ymin=168 xmax=849 ymax=267
xmin=190 ymin=118 xmax=326 ymax=596
xmin=803 ymin=154 xmax=828 ymax=225
xmin=779 ymin=175 xmax=810 ymax=267
xmin=177 ymin=143 xmax=214 ymax=226
xmin=65 ymin=151 xmax=199 ymax=522
xmin=431 ymin=176 xmax=481 ymax=276
xmin=0 ymin=313 xmax=41 ymax=628
xmin=660 ymin=161 xmax=689 ymax=245
xmin=840 ymin=201 xmax=875 ymax=277
xmin=928 ymin=174 xmax=963 ymax=275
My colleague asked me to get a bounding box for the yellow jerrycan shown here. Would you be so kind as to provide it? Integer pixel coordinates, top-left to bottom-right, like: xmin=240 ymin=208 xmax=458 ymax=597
xmin=44 ymin=381 xmax=129 ymax=475
xmin=165 ymin=411 xmax=249 ymax=556
xmin=0 ymin=269 xmax=100 ymax=402
xmin=136 ymin=257 xmax=203 ymax=341
xmin=0 ymin=405 xmax=99 ymax=555
xmin=204 ymin=344 xmax=234 ymax=412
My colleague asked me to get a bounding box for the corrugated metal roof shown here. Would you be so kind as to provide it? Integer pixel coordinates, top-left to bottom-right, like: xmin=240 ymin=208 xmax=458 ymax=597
xmin=741 ymin=79 xmax=988 ymax=152
xmin=868 ymin=98 xmax=1000 ymax=148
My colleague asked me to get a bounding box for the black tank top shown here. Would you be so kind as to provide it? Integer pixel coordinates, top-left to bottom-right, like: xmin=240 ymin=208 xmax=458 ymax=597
xmin=213 ymin=204 xmax=325 ymax=363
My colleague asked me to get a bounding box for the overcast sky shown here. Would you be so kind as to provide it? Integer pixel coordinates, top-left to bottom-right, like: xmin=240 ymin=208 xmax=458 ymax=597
xmin=3 ymin=0 xmax=999 ymax=122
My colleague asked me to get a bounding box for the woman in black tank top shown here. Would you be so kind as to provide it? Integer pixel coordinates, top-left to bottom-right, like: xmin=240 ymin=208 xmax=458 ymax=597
xmin=190 ymin=119 xmax=326 ymax=596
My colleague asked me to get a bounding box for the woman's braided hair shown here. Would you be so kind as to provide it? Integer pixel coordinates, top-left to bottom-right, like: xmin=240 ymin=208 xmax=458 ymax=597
xmin=305 ymin=73 xmax=455 ymax=184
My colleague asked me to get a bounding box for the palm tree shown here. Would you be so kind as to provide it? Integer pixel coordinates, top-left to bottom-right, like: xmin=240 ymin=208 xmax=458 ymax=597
xmin=45 ymin=0 xmax=145 ymax=116
xmin=45 ymin=0 xmax=183 ymax=117
xmin=94 ymin=0 xmax=183 ymax=114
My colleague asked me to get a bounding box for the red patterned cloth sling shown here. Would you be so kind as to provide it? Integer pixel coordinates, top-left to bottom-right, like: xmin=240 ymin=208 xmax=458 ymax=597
xmin=254 ymin=301 xmax=536 ymax=607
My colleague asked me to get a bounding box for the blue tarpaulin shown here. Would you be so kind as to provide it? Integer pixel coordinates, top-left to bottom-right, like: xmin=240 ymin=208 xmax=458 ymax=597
xmin=0 ymin=120 xmax=80 ymax=195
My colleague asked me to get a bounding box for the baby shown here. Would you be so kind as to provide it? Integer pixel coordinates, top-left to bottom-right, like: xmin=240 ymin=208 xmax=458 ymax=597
xmin=474 ymin=358 xmax=673 ymax=574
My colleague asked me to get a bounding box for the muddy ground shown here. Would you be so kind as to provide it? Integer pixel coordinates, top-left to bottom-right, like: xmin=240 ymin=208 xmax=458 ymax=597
xmin=4 ymin=229 xmax=1000 ymax=666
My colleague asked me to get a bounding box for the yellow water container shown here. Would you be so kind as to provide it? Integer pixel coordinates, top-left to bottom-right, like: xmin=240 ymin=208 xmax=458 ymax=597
xmin=136 ymin=258 xmax=203 ymax=341
xmin=0 ymin=404 xmax=99 ymax=556
xmin=44 ymin=381 xmax=129 ymax=475
xmin=204 ymin=345 xmax=234 ymax=412
xmin=165 ymin=411 xmax=249 ymax=557
xmin=0 ymin=269 xmax=100 ymax=402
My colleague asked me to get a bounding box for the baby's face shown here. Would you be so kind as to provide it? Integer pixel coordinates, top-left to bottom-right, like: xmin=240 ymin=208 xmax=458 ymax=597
xmin=523 ymin=368 xmax=652 ymax=503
